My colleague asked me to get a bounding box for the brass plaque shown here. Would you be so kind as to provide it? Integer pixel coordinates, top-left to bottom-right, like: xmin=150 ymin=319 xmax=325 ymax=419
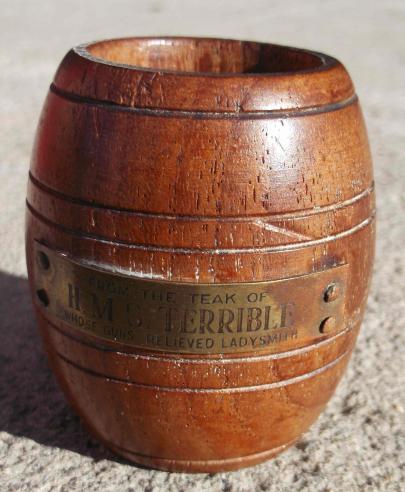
xmin=33 ymin=242 xmax=348 ymax=354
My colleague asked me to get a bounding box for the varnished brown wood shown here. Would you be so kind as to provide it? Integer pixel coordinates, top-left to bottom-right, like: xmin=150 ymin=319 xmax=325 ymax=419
xmin=26 ymin=37 xmax=375 ymax=472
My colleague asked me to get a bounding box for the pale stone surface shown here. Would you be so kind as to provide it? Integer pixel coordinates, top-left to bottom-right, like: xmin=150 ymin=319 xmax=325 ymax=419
xmin=0 ymin=1 xmax=404 ymax=490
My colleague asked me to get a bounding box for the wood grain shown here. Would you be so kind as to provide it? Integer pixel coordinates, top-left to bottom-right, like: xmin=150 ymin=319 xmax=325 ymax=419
xmin=26 ymin=37 xmax=375 ymax=472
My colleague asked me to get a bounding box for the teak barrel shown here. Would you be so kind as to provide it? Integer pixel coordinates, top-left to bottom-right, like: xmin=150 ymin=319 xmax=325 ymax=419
xmin=26 ymin=37 xmax=375 ymax=472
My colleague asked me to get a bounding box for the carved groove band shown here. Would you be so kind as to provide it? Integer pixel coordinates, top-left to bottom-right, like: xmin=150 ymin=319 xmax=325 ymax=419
xmin=27 ymin=200 xmax=375 ymax=254
xmin=29 ymin=172 xmax=374 ymax=222
xmin=51 ymin=83 xmax=358 ymax=120
xmin=54 ymin=347 xmax=349 ymax=393
xmin=42 ymin=311 xmax=355 ymax=363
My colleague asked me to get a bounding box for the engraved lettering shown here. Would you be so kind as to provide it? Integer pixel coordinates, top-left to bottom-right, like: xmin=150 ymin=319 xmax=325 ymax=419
xmin=126 ymin=302 xmax=143 ymax=328
xmin=264 ymin=305 xmax=271 ymax=330
xmin=68 ymin=283 xmax=80 ymax=311
xmin=91 ymin=294 xmax=113 ymax=321
xmin=158 ymin=306 xmax=178 ymax=332
xmin=35 ymin=243 xmax=347 ymax=355
xmin=246 ymin=307 xmax=262 ymax=332
xmin=199 ymin=309 xmax=215 ymax=334
xmin=218 ymin=309 xmax=235 ymax=333
xmin=280 ymin=302 xmax=294 ymax=328
xmin=180 ymin=309 xmax=197 ymax=333
xmin=236 ymin=307 xmax=244 ymax=332
xmin=225 ymin=293 xmax=236 ymax=304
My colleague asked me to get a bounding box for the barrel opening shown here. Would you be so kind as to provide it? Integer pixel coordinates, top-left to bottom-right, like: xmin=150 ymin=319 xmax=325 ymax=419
xmin=85 ymin=37 xmax=326 ymax=75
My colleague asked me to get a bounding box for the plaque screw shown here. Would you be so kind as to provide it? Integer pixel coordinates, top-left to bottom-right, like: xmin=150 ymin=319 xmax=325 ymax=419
xmin=319 ymin=316 xmax=336 ymax=334
xmin=37 ymin=251 xmax=50 ymax=270
xmin=324 ymin=283 xmax=340 ymax=302
xmin=36 ymin=289 xmax=49 ymax=307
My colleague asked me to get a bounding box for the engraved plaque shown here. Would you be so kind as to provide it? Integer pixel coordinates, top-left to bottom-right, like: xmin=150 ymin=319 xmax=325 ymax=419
xmin=33 ymin=242 xmax=348 ymax=354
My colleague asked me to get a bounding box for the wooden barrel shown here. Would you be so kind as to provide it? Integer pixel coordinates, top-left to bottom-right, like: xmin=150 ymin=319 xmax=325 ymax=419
xmin=26 ymin=37 xmax=375 ymax=472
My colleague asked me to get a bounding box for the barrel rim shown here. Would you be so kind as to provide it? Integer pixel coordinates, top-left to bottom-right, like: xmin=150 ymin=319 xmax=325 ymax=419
xmin=77 ymin=36 xmax=337 ymax=78
xmin=53 ymin=36 xmax=355 ymax=112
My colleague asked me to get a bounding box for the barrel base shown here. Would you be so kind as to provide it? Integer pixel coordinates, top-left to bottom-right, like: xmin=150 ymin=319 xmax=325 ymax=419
xmin=103 ymin=439 xmax=297 ymax=473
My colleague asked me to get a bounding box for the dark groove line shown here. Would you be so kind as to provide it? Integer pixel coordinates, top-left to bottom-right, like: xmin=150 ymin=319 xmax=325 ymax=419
xmin=54 ymin=347 xmax=349 ymax=393
xmin=27 ymin=199 xmax=375 ymax=254
xmin=29 ymin=172 xmax=374 ymax=222
xmin=50 ymin=83 xmax=358 ymax=120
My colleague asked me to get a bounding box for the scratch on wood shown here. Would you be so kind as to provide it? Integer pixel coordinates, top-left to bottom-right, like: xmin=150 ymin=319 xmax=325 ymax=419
xmin=253 ymin=220 xmax=312 ymax=240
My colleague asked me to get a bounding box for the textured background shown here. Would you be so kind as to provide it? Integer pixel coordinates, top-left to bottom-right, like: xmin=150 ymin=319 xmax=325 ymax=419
xmin=0 ymin=1 xmax=404 ymax=490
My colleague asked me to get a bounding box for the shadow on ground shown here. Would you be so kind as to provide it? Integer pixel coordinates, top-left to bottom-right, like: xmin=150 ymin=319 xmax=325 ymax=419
xmin=0 ymin=270 xmax=123 ymax=463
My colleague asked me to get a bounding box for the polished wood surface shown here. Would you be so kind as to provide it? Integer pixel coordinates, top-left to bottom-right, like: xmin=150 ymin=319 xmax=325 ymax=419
xmin=26 ymin=37 xmax=375 ymax=472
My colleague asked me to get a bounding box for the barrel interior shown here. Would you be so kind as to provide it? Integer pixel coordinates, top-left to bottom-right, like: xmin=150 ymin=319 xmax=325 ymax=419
xmin=86 ymin=38 xmax=325 ymax=74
